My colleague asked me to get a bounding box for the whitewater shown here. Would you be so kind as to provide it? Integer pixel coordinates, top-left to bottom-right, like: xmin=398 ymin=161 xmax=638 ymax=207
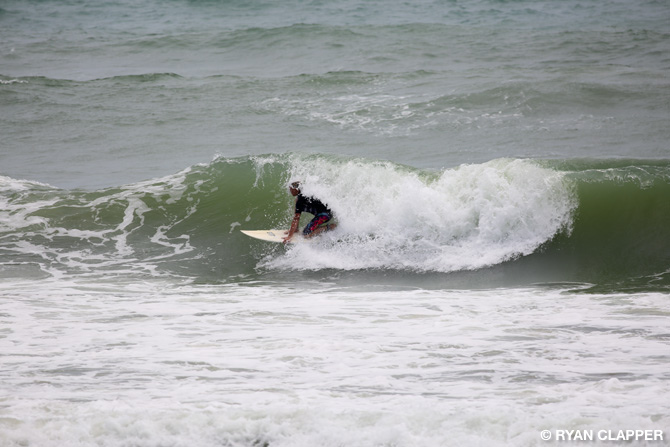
xmin=1 ymin=0 xmax=670 ymax=445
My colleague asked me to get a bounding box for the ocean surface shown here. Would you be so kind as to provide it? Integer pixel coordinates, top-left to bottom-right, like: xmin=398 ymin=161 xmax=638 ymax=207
xmin=2 ymin=0 xmax=670 ymax=446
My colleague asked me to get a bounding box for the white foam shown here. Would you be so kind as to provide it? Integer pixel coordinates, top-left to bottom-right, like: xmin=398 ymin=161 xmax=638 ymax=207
xmin=261 ymin=88 xmax=523 ymax=137
xmin=0 ymin=78 xmax=27 ymax=85
xmin=270 ymin=157 xmax=576 ymax=272
xmin=1 ymin=282 xmax=668 ymax=446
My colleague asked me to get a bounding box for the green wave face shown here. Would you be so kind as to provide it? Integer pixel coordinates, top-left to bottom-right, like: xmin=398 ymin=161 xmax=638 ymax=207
xmin=0 ymin=155 xmax=293 ymax=280
xmin=535 ymin=160 xmax=670 ymax=292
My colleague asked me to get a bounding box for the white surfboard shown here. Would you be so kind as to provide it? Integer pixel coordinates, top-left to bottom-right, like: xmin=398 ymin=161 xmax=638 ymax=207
xmin=240 ymin=229 xmax=308 ymax=243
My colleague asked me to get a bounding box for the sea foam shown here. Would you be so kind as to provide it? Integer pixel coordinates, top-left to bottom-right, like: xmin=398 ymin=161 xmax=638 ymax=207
xmin=271 ymin=157 xmax=576 ymax=272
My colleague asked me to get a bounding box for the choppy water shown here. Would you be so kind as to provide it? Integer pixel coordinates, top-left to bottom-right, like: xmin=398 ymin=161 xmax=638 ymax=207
xmin=1 ymin=0 xmax=669 ymax=446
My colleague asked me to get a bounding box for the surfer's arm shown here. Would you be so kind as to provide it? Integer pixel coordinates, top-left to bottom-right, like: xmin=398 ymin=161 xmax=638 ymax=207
xmin=283 ymin=212 xmax=301 ymax=243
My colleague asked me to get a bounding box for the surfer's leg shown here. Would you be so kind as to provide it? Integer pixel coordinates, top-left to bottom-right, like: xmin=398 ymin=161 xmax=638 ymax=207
xmin=308 ymin=222 xmax=337 ymax=237
xmin=302 ymin=213 xmax=332 ymax=237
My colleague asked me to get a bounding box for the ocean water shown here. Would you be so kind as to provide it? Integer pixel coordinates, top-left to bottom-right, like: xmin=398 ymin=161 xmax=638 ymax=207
xmin=1 ymin=0 xmax=670 ymax=446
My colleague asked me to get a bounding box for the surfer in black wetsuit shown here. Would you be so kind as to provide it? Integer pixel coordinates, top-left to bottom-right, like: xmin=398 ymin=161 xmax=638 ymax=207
xmin=283 ymin=181 xmax=336 ymax=243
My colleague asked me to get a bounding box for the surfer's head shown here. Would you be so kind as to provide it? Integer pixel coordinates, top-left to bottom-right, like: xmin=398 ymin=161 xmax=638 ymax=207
xmin=289 ymin=181 xmax=301 ymax=196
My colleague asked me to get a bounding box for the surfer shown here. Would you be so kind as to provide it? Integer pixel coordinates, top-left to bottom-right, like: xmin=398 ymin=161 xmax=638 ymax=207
xmin=283 ymin=181 xmax=336 ymax=243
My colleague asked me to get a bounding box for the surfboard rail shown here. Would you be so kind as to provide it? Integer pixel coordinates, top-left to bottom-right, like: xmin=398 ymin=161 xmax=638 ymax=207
xmin=240 ymin=229 xmax=307 ymax=243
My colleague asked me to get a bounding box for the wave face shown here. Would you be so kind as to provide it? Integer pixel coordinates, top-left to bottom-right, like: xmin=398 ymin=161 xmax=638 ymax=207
xmin=540 ymin=160 xmax=670 ymax=291
xmin=1 ymin=155 xmax=669 ymax=291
